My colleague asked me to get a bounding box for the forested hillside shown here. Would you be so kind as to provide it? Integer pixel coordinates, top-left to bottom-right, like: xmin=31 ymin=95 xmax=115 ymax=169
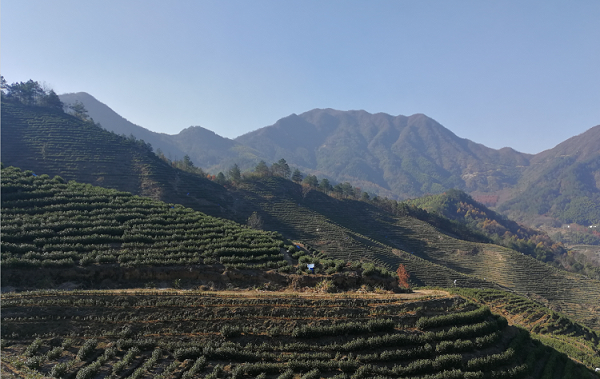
xmin=58 ymin=92 xmax=600 ymax=228
xmin=406 ymin=190 xmax=573 ymax=266
xmin=499 ymin=153 xmax=600 ymax=226
xmin=236 ymin=109 xmax=531 ymax=198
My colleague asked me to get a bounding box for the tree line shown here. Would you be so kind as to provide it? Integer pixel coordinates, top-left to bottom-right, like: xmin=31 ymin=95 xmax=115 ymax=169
xmin=1 ymin=76 xmax=106 ymax=127
xmin=2 ymin=76 xmax=64 ymax=111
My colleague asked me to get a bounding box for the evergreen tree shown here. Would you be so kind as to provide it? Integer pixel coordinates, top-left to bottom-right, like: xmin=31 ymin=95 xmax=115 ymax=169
xmin=183 ymin=155 xmax=194 ymax=170
xmin=319 ymin=178 xmax=332 ymax=192
xmin=40 ymin=89 xmax=64 ymax=112
xmin=215 ymin=172 xmax=227 ymax=185
xmin=292 ymin=169 xmax=303 ymax=183
xmin=68 ymin=101 xmax=90 ymax=120
xmin=303 ymin=175 xmax=318 ymax=187
xmin=0 ymin=76 xmax=7 ymax=97
xmin=255 ymin=160 xmax=270 ymax=177
xmin=229 ymin=163 xmax=241 ymax=182
xmin=6 ymin=80 xmax=44 ymax=105
xmin=272 ymin=158 xmax=291 ymax=178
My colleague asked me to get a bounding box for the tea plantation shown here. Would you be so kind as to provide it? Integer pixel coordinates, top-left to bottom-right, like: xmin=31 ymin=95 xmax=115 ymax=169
xmin=3 ymin=290 xmax=597 ymax=378
xmin=0 ymin=166 xmax=287 ymax=289
xmin=3 ymin=100 xmax=600 ymax=377
xmin=235 ymin=177 xmax=600 ymax=332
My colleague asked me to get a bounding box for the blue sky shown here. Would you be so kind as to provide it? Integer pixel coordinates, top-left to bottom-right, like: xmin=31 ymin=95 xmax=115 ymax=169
xmin=2 ymin=0 xmax=599 ymax=154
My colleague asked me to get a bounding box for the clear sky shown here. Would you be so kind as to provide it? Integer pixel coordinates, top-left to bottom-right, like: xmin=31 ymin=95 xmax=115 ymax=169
xmin=2 ymin=0 xmax=599 ymax=154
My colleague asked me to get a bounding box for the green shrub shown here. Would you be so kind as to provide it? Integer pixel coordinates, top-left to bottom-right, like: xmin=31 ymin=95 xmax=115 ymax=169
xmin=50 ymin=362 xmax=69 ymax=378
xmin=76 ymin=339 xmax=97 ymax=360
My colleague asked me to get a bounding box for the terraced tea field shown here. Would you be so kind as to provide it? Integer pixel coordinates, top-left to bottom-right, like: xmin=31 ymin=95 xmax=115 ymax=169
xmin=1 ymin=100 xmax=236 ymax=221
xmin=237 ymin=179 xmax=495 ymax=289
xmin=236 ymin=178 xmax=600 ymax=331
xmin=2 ymin=290 xmax=596 ymax=378
xmin=5 ymin=99 xmax=600 ymax=331
xmin=451 ymin=288 xmax=600 ymax=370
xmin=3 ymin=99 xmax=600 ymax=377
xmin=1 ymin=166 xmax=287 ymax=288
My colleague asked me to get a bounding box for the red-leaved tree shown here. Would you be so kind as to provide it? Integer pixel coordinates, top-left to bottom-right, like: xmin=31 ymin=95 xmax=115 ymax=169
xmin=396 ymin=264 xmax=410 ymax=289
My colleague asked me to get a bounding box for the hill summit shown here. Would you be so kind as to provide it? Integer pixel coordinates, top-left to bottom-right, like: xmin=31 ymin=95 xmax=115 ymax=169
xmin=236 ymin=108 xmax=531 ymax=198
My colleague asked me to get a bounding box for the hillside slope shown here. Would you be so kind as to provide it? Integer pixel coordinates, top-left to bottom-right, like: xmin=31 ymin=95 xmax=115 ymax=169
xmin=0 ymin=98 xmax=240 ymax=221
xmin=58 ymin=92 xmax=267 ymax=171
xmin=236 ymin=109 xmax=532 ymax=198
xmin=0 ymin=166 xmax=287 ymax=289
xmin=499 ymin=127 xmax=600 ymax=225
xmin=57 ymin=92 xmax=600 ymax=226
xmin=3 ymin=98 xmax=600 ymax=331
xmin=3 ymin=290 xmax=598 ymax=378
xmin=232 ymin=176 xmax=600 ymax=331
xmin=58 ymin=92 xmax=190 ymax=161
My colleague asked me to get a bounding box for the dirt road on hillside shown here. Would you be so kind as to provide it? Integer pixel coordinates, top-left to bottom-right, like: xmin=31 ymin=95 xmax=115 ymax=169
xmin=53 ymin=288 xmax=449 ymax=300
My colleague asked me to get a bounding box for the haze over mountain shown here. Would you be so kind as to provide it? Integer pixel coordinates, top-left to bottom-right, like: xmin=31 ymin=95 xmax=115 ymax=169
xmin=59 ymin=92 xmax=600 ymax=225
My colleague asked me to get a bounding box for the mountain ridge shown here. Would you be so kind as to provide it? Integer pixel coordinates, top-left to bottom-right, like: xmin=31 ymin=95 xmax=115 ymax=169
xmin=58 ymin=92 xmax=600 ymax=225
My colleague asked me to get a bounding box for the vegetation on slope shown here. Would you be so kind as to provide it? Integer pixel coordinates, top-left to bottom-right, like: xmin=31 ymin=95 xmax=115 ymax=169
xmin=3 ymin=290 xmax=597 ymax=378
xmin=0 ymin=166 xmax=283 ymax=287
xmin=406 ymin=190 xmax=570 ymax=265
xmin=234 ymin=109 xmax=531 ymax=198
xmin=3 ymin=83 xmax=600 ymax=334
xmin=3 ymin=85 xmax=600 ymax=377
xmin=0 ymin=94 xmax=245 ymax=223
xmin=451 ymin=288 xmax=600 ymax=370
xmin=228 ymin=175 xmax=600 ymax=331
xmin=0 ymin=166 xmax=400 ymax=292
xmin=53 ymin=89 xmax=600 ymax=228
xmin=499 ymin=155 xmax=600 ymax=226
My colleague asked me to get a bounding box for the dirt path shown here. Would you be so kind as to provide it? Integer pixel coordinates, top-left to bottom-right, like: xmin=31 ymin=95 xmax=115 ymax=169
xmin=43 ymin=288 xmax=450 ymax=300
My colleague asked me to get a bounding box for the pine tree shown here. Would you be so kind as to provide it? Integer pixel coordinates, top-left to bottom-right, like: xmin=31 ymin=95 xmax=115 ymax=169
xmin=255 ymin=161 xmax=270 ymax=177
xmin=292 ymin=169 xmax=303 ymax=183
xmin=229 ymin=164 xmax=241 ymax=182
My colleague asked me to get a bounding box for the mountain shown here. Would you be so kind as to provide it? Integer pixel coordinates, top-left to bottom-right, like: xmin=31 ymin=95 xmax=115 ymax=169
xmin=57 ymin=93 xmax=600 ymax=227
xmin=236 ymin=109 xmax=532 ymax=198
xmin=57 ymin=94 xmax=533 ymax=198
xmin=59 ymin=92 xmax=267 ymax=170
xmin=4 ymin=97 xmax=600 ymax=333
xmin=532 ymin=125 xmax=600 ymax=165
xmin=499 ymin=126 xmax=600 ymax=225
xmin=59 ymin=92 xmax=189 ymax=161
